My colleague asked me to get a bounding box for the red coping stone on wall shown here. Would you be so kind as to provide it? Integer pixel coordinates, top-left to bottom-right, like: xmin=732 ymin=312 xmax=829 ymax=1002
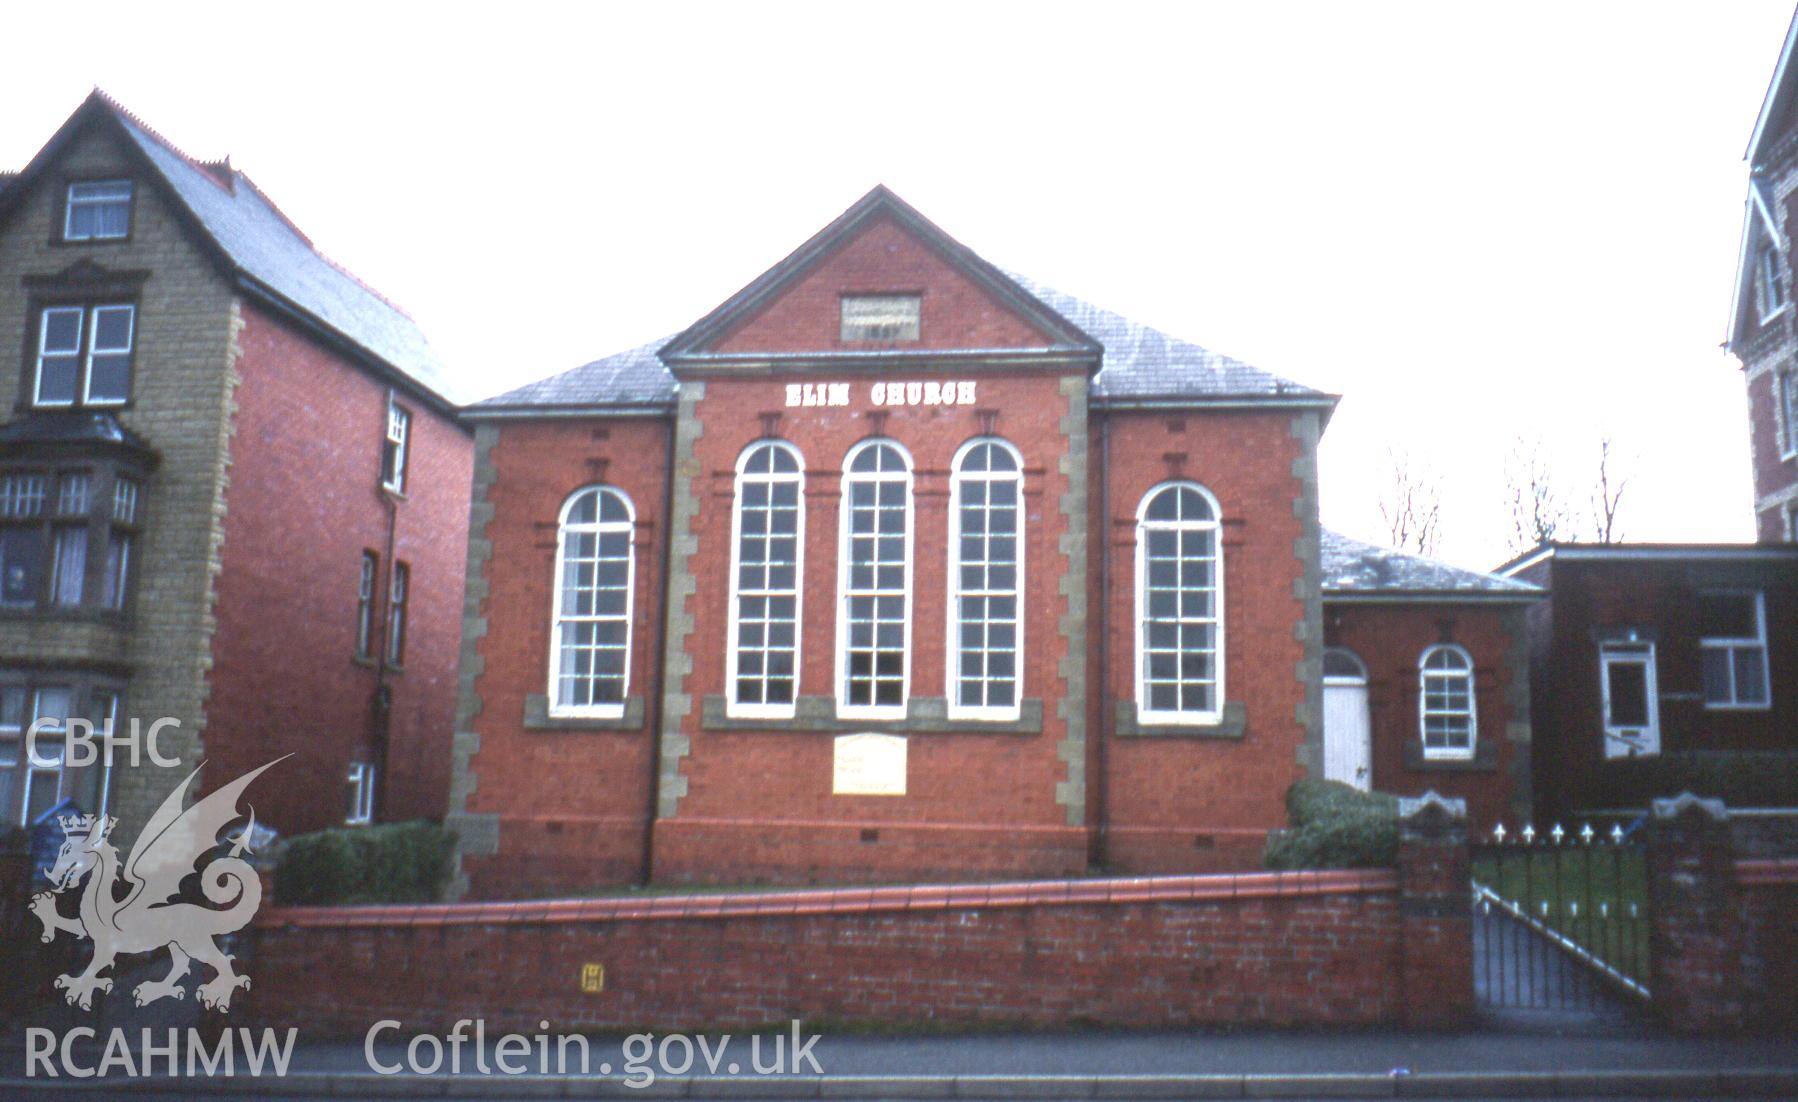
xmin=259 ymin=868 xmax=1399 ymax=930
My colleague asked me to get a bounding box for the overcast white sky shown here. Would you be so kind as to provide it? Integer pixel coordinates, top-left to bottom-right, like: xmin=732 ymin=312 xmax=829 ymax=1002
xmin=2 ymin=2 xmax=1789 ymax=568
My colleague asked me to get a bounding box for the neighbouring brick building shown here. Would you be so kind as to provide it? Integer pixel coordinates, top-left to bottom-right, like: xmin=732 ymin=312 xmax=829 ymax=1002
xmin=449 ymin=186 xmax=1535 ymax=897
xmin=0 ymin=93 xmax=471 ymax=839
xmin=1499 ymin=543 xmax=1798 ymax=821
xmin=1731 ymin=10 xmax=1798 ymax=540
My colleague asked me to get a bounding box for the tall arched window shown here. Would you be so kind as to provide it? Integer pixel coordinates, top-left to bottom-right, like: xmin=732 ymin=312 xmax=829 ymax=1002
xmin=1419 ymin=644 xmax=1477 ymax=759
xmin=549 ymin=485 xmax=634 ymax=717
xmin=949 ymin=439 xmax=1022 ymax=718
xmin=838 ymin=439 xmax=912 ymax=716
xmin=1135 ymin=482 xmax=1223 ymax=723
xmin=729 ymin=441 xmax=804 ymax=717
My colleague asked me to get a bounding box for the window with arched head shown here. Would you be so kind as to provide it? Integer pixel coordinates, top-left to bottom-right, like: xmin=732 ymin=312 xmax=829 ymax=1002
xmin=1135 ymin=481 xmax=1223 ymax=723
xmin=949 ymin=438 xmax=1023 ymax=718
xmin=728 ymin=441 xmax=804 ymax=717
xmin=1418 ymin=644 xmax=1476 ymax=759
xmin=549 ymin=485 xmax=634 ymax=717
xmin=838 ymin=439 xmax=912 ymax=716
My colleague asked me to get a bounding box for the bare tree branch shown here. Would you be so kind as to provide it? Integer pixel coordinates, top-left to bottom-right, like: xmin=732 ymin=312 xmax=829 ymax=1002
xmin=1589 ymin=436 xmax=1629 ymax=544
xmin=1504 ymin=436 xmax=1572 ymax=555
xmin=1379 ymin=447 xmax=1442 ymax=556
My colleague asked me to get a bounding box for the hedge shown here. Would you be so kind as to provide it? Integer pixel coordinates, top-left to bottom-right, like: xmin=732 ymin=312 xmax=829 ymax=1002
xmin=1263 ymin=778 xmax=1398 ymax=870
xmin=273 ymin=820 xmax=456 ymax=906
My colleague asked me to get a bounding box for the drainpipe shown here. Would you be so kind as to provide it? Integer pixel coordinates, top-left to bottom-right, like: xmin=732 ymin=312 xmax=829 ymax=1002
xmin=1093 ymin=411 xmax=1111 ymax=870
xmin=640 ymin=410 xmax=677 ymax=885
xmin=371 ymin=467 xmax=400 ymax=823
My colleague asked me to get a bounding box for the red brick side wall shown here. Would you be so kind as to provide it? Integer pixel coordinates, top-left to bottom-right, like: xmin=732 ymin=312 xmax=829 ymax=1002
xmin=1324 ymin=603 xmax=1524 ymax=830
xmin=460 ymin=417 xmax=671 ymax=899
xmin=206 ymin=300 xmax=471 ymax=835
xmin=1737 ymin=862 xmax=1798 ymax=1029
xmin=1514 ymin=557 xmax=1798 ymax=821
xmin=1098 ymin=410 xmax=1310 ymax=872
xmin=1747 ymin=371 xmax=1795 ymax=540
xmin=652 ymin=371 xmax=1087 ymax=885
xmin=246 ymin=869 xmax=1407 ymax=1035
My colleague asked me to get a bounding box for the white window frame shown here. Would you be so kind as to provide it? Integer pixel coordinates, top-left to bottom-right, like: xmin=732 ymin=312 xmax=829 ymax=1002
xmin=835 ymin=439 xmax=914 ymax=720
xmin=382 ymin=398 xmax=411 ymax=494
xmin=356 ymin=551 xmax=378 ymax=659
xmin=946 ymin=437 xmax=1024 ymax=721
xmin=21 ymin=687 xmax=72 ymax=826
xmin=32 ymin=304 xmax=134 ymax=409
xmin=1133 ymin=481 xmax=1225 ymax=725
xmin=1418 ymin=643 xmax=1478 ymax=761
xmin=1700 ymin=590 xmax=1771 ymax=711
xmin=726 ymin=440 xmax=805 ymax=719
xmin=1598 ymin=639 xmax=1660 ymax=759
xmin=548 ymin=485 xmax=635 ymax=719
xmin=345 ymin=762 xmax=375 ymax=826
xmin=386 ymin=561 xmax=409 ymax=666
xmin=63 ymin=180 xmax=132 ymax=241
xmin=1782 ymin=369 xmax=1798 ymax=461
xmin=1760 ymin=242 xmax=1791 ymax=323
xmin=90 ymin=690 xmax=118 ymax=818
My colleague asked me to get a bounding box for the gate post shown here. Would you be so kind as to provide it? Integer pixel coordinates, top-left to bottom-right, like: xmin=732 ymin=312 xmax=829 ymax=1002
xmin=1397 ymin=791 xmax=1473 ymax=1029
xmin=1646 ymin=792 xmax=1745 ymax=1033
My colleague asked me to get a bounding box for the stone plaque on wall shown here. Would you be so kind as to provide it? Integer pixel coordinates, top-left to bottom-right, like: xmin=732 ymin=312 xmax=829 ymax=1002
xmin=832 ymin=733 xmax=907 ymax=796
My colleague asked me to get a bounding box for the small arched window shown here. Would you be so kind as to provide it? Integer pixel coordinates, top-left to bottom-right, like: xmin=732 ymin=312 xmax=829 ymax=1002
xmin=728 ymin=441 xmax=804 ymax=716
xmin=1323 ymin=647 xmax=1367 ymax=683
xmin=838 ymin=439 xmax=912 ymax=716
xmin=549 ymin=485 xmax=634 ymax=717
xmin=1135 ymin=481 xmax=1223 ymax=722
xmin=949 ymin=438 xmax=1023 ymax=718
xmin=1419 ymin=644 xmax=1476 ymax=758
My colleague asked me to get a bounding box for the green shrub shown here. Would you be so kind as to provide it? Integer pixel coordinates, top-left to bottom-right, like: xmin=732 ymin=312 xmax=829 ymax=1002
xmin=1264 ymin=778 xmax=1398 ymax=870
xmin=274 ymin=820 xmax=456 ymax=906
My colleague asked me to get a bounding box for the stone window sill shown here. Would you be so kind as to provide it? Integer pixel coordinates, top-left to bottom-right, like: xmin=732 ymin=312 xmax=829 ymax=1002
xmin=1114 ymin=700 xmax=1247 ymax=739
xmin=1403 ymin=739 xmax=1499 ymax=772
xmin=700 ymin=695 xmax=1043 ymax=734
xmin=523 ymin=693 xmax=645 ymax=731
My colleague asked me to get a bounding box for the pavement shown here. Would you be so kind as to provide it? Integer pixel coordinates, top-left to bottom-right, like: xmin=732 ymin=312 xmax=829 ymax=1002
xmin=1 ymin=1014 xmax=1794 ymax=1099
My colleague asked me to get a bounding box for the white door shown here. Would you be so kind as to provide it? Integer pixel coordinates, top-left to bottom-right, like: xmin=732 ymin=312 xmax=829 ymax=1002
xmin=1600 ymin=640 xmax=1661 ymax=760
xmin=1323 ymin=648 xmax=1372 ymax=791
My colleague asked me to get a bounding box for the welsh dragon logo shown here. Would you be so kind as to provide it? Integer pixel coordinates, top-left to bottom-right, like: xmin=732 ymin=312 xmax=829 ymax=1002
xmin=29 ymin=757 xmax=285 ymax=1013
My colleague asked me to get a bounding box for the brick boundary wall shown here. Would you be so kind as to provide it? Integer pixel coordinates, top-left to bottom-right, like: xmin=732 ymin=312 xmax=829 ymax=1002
xmin=1647 ymin=795 xmax=1798 ymax=1034
xmin=236 ymin=798 xmax=1483 ymax=1037
xmin=243 ymin=868 xmax=1411 ymax=1035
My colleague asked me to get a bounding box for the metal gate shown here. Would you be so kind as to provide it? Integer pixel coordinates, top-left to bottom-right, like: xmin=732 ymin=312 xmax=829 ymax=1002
xmin=1470 ymin=821 xmax=1652 ymax=1013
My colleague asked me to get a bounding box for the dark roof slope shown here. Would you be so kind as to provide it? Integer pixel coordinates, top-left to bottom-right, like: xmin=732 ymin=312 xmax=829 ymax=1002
xmin=2 ymin=94 xmax=455 ymax=407
xmin=1005 ymin=273 xmax=1333 ymax=409
xmin=1321 ymin=529 xmax=1540 ymax=601
xmin=472 ymin=336 xmax=679 ymax=414
xmin=102 ymin=107 xmax=456 ymax=405
xmin=473 ymin=276 xmax=1334 ymax=416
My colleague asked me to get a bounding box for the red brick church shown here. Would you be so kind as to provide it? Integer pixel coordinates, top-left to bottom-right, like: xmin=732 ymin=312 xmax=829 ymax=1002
xmin=449 ymin=187 xmax=1533 ymax=898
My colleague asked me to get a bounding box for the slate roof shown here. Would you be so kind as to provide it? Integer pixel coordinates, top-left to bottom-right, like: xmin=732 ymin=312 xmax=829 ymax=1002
xmin=1320 ymin=530 xmax=1541 ymax=601
xmin=471 ymin=335 xmax=680 ymax=413
xmin=472 ymin=276 xmax=1334 ymax=416
xmin=100 ymin=107 xmax=456 ymax=406
xmin=1004 ymin=273 xmax=1331 ymax=408
xmin=2 ymin=95 xmax=455 ymax=407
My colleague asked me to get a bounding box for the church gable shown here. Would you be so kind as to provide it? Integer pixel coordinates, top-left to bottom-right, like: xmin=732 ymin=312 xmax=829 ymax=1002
xmin=712 ymin=213 xmax=1061 ymax=354
xmin=661 ymin=186 xmax=1097 ymax=366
